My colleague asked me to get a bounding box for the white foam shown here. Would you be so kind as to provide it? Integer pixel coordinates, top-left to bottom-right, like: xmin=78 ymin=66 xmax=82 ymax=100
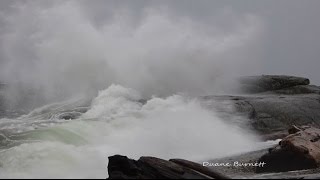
xmin=0 ymin=85 xmax=263 ymax=178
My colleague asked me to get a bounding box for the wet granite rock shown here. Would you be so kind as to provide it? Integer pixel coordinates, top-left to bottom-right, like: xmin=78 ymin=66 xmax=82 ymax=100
xmin=201 ymin=75 xmax=320 ymax=137
xmin=272 ymin=85 xmax=320 ymax=95
xmin=201 ymin=94 xmax=320 ymax=136
xmin=107 ymin=155 xmax=230 ymax=179
xmin=256 ymin=126 xmax=320 ymax=173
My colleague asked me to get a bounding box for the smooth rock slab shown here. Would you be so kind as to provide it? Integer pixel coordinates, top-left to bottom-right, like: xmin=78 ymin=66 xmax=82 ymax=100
xmin=201 ymin=94 xmax=320 ymax=136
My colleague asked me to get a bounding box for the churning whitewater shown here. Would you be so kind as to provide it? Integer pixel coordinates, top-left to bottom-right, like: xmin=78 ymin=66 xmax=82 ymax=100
xmin=0 ymin=2 xmax=273 ymax=178
xmin=0 ymin=85 xmax=269 ymax=178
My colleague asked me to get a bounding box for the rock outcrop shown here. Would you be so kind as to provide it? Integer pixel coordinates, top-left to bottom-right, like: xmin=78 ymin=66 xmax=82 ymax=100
xmin=256 ymin=126 xmax=320 ymax=173
xmin=201 ymin=75 xmax=320 ymax=138
xmin=239 ymin=75 xmax=311 ymax=93
xmin=108 ymin=155 xmax=229 ymax=179
xmin=202 ymin=94 xmax=320 ymax=137
xmin=272 ymin=84 xmax=320 ymax=95
xmin=105 ymin=75 xmax=320 ymax=178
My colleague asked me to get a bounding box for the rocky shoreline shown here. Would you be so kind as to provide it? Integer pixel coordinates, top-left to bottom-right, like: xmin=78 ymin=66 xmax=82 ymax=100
xmin=107 ymin=155 xmax=231 ymax=179
xmin=202 ymin=75 xmax=320 ymax=137
xmin=107 ymin=75 xmax=320 ymax=179
xmin=2 ymin=75 xmax=320 ymax=179
xmin=107 ymin=127 xmax=320 ymax=179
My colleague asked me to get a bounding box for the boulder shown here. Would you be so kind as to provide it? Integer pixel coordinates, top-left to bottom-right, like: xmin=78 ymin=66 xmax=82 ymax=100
xmin=107 ymin=155 xmax=230 ymax=179
xmin=256 ymin=126 xmax=320 ymax=173
xmin=108 ymin=155 xmax=144 ymax=179
xmin=239 ymin=75 xmax=310 ymax=93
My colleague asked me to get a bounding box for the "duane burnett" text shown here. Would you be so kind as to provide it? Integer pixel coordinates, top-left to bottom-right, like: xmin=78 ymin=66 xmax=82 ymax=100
xmin=203 ymin=161 xmax=266 ymax=168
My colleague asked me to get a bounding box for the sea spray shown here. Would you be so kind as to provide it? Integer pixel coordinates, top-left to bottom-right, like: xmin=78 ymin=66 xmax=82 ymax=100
xmin=0 ymin=85 xmax=267 ymax=178
xmin=0 ymin=0 xmax=264 ymax=107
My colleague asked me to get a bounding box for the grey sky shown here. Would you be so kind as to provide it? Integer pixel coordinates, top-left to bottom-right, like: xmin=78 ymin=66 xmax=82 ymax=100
xmin=79 ymin=0 xmax=320 ymax=83
xmin=0 ymin=0 xmax=320 ymax=87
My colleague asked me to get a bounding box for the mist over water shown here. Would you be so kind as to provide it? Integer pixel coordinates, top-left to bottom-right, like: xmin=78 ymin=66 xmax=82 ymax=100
xmin=0 ymin=1 xmax=270 ymax=178
xmin=0 ymin=1 xmax=264 ymax=103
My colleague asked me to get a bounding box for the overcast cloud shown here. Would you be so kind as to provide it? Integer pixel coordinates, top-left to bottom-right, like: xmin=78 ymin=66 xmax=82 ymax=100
xmin=74 ymin=0 xmax=320 ymax=83
xmin=0 ymin=0 xmax=319 ymax=97
xmin=102 ymin=0 xmax=320 ymax=84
